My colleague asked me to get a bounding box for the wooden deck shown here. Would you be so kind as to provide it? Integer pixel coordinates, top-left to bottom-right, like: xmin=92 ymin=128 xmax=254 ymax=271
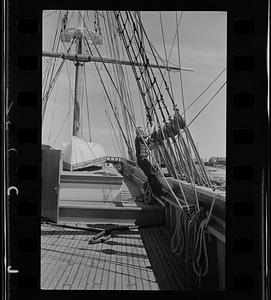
xmin=41 ymin=157 xmax=225 ymax=291
xmin=41 ymin=166 xmax=191 ymax=290
xmin=41 ymin=222 xmax=191 ymax=290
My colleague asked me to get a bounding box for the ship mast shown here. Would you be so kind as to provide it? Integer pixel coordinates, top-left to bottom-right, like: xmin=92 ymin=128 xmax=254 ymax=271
xmin=42 ymin=11 xmax=195 ymax=153
xmin=72 ymin=11 xmax=84 ymax=138
xmin=42 ymin=11 xmax=195 ymax=134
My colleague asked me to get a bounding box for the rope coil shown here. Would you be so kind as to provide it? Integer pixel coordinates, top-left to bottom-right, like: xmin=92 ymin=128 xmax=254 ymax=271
xmin=170 ymin=192 xmax=219 ymax=286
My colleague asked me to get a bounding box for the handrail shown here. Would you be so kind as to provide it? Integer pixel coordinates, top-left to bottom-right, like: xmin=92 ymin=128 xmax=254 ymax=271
xmin=105 ymin=156 xmax=137 ymax=166
xmin=121 ymin=159 xmax=225 ymax=241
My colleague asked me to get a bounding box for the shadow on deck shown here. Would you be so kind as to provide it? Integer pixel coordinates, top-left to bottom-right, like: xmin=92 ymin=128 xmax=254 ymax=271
xmin=42 ymin=168 xmax=191 ymax=290
xmin=41 ymin=222 xmax=191 ymax=290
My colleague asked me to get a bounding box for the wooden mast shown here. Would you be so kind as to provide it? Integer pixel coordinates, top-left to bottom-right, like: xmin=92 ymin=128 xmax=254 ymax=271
xmin=72 ymin=11 xmax=84 ymax=138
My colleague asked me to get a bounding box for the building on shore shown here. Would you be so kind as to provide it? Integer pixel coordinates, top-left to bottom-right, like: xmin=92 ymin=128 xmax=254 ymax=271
xmin=208 ymin=156 xmax=226 ymax=166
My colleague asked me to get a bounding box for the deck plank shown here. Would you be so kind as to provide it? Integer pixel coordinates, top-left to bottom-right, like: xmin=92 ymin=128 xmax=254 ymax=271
xmin=49 ymin=232 xmax=75 ymax=289
xmin=130 ymin=230 xmax=144 ymax=290
xmin=126 ymin=233 xmax=136 ymax=290
xmin=54 ymin=232 xmax=81 ymax=289
xmin=84 ymin=240 xmax=100 ymax=290
xmin=114 ymin=234 xmax=122 ymax=290
xmin=136 ymin=232 xmax=152 ymax=290
xmin=41 ymin=230 xmax=64 ymax=285
xmin=107 ymin=238 xmax=116 ymax=290
xmin=41 ymin=222 xmax=189 ymax=290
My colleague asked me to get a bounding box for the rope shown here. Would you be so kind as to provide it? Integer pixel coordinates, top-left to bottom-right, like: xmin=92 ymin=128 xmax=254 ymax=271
xmin=172 ymin=135 xmax=193 ymax=182
xmin=112 ymin=23 xmax=135 ymax=158
xmin=170 ymin=192 xmax=218 ymax=286
xmin=137 ymin=12 xmax=155 ymax=128
xmin=83 ymin=64 xmax=92 ymax=141
xmin=135 ymin=11 xmax=216 ymax=284
xmin=52 ymin=111 xmax=70 ymax=146
xmin=114 ymin=12 xmax=157 ymax=124
xmin=182 ymin=68 xmax=226 ymax=116
xmin=185 ymin=128 xmax=213 ymax=188
xmin=173 ymin=110 xmax=201 ymax=209
xmin=60 ymin=63 xmax=112 ymax=169
xmin=44 ymin=10 xmax=57 ymax=19
xmin=47 ymin=78 xmax=60 ymax=144
xmin=187 ymin=81 xmax=227 ymax=128
xmin=122 ymin=11 xmax=169 ymax=123
xmin=156 ymin=11 xmax=184 ymax=90
xmin=65 ymin=62 xmax=74 ymax=139
xmin=133 ymin=12 xmax=175 ymax=110
xmin=115 ymin=12 xmax=190 ymax=187
xmin=171 ymin=205 xmax=199 ymax=258
xmin=149 ymin=11 xmax=206 ymax=191
xmin=43 ymin=11 xmax=61 ymax=96
xmin=42 ymin=37 xmax=75 ymax=120
xmin=80 ymin=12 xmax=186 ymax=210
xmin=45 ymin=11 xmax=64 ymax=94
xmin=162 ymin=134 xmax=191 ymax=204
xmin=175 ymin=11 xmax=186 ymax=123
xmin=173 ymin=12 xmax=200 ymax=199
xmin=104 ymin=109 xmax=122 ymax=156
xmin=102 ymin=15 xmax=127 ymax=157
xmin=80 ymin=72 xmax=85 ymax=139
xmin=192 ymin=193 xmax=218 ymax=284
xmin=97 ymin=62 xmax=122 ymax=155
xmin=118 ymin=12 xmax=203 ymax=210
xmin=120 ymin=39 xmax=137 ymax=145
xmin=107 ymin=12 xmax=135 ymax=158
xmin=78 ymin=12 xmax=219 ymax=286
xmin=137 ymin=85 xmax=147 ymax=130
xmin=159 ymin=12 xmax=175 ymax=102
xmin=83 ymin=37 xmax=131 ymax=151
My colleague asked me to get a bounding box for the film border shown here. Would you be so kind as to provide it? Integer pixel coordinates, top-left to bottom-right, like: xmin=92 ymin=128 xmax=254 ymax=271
xmin=3 ymin=0 xmax=269 ymax=299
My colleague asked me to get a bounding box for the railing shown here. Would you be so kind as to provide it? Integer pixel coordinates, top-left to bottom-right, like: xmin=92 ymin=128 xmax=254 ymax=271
xmin=105 ymin=156 xmax=137 ymax=166
xmin=105 ymin=156 xmax=123 ymax=164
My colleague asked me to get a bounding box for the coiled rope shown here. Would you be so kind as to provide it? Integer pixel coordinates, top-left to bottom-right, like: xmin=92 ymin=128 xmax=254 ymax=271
xmin=192 ymin=193 xmax=218 ymax=283
xmin=170 ymin=192 xmax=218 ymax=286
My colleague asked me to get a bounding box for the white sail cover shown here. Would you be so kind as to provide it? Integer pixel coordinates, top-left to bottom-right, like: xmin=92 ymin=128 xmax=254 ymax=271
xmin=62 ymin=136 xmax=106 ymax=170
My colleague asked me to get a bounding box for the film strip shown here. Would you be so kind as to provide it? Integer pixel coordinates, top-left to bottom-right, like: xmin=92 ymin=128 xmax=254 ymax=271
xmin=3 ymin=0 xmax=269 ymax=299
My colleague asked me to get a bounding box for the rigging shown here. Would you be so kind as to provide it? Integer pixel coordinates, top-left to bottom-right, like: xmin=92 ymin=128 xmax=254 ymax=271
xmin=42 ymin=11 xmax=225 ymax=286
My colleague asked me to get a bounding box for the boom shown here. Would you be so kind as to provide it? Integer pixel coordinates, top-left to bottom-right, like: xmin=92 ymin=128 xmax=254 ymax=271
xmin=42 ymin=51 xmax=195 ymax=72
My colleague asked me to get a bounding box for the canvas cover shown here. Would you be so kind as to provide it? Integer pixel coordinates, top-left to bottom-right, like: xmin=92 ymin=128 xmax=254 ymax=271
xmin=62 ymin=136 xmax=106 ymax=170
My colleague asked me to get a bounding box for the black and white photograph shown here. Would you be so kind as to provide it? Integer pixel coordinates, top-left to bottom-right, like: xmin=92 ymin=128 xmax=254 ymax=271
xmin=41 ymin=10 xmax=226 ymax=290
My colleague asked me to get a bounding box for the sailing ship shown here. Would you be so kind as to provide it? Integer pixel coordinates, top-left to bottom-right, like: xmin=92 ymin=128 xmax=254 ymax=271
xmin=41 ymin=10 xmax=226 ymax=290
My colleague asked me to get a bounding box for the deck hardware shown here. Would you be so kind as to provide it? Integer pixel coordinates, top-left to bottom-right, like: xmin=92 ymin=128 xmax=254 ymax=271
xmin=42 ymin=220 xmax=105 ymax=233
xmin=87 ymin=224 xmax=161 ymax=244
xmin=89 ymin=233 xmax=112 ymax=244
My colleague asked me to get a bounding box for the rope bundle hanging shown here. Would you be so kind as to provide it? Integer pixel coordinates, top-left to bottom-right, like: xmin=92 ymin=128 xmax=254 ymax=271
xmin=170 ymin=194 xmax=218 ymax=287
xmin=113 ymin=11 xmax=211 ymax=210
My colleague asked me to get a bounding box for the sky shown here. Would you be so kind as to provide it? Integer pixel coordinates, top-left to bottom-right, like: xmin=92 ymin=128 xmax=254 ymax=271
xmin=42 ymin=10 xmax=226 ymax=160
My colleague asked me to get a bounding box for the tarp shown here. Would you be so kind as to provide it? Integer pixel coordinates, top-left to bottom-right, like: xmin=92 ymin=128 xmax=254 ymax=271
xmin=62 ymin=136 xmax=106 ymax=171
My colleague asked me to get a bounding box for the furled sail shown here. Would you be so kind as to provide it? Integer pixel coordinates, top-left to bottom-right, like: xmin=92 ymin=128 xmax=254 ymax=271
xmin=62 ymin=136 xmax=106 ymax=170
